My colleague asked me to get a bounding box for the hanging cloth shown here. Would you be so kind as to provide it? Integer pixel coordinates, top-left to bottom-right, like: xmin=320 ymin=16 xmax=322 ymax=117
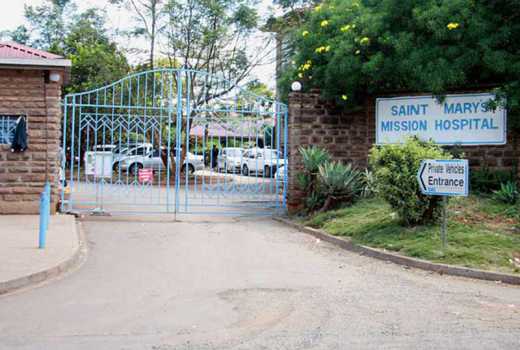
xmin=11 ymin=116 xmax=28 ymax=152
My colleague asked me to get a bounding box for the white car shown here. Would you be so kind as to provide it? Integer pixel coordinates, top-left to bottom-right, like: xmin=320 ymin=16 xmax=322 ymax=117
xmin=241 ymin=148 xmax=285 ymax=177
xmin=217 ymin=147 xmax=244 ymax=173
xmin=117 ymin=145 xmax=204 ymax=175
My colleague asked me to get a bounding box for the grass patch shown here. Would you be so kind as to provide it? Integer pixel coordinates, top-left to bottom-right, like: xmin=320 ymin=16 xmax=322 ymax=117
xmin=305 ymin=197 xmax=520 ymax=274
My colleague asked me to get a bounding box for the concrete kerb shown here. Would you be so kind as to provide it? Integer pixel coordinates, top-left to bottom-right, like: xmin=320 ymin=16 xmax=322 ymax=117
xmin=0 ymin=216 xmax=88 ymax=296
xmin=274 ymin=216 xmax=520 ymax=286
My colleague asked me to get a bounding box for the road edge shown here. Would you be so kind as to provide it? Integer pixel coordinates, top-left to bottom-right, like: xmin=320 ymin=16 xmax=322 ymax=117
xmin=274 ymin=216 xmax=520 ymax=286
xmin=0 ymin=216 xmax=88 ymax=296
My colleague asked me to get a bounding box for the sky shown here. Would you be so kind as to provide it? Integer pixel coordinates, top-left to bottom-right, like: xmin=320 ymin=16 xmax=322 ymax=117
xmin=0 ymin=0 xmax=278 ymax=89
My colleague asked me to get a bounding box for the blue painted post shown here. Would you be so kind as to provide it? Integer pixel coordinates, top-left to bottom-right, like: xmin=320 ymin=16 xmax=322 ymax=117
xmin=39 ymin=181 xmax=51 ymax=249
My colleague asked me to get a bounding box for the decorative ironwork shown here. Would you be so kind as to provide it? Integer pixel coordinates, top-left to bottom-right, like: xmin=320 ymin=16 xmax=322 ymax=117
xmin=61 ymin=68 xmax=288 ymax=215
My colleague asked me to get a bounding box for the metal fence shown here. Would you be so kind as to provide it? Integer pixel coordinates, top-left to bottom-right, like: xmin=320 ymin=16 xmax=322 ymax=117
xmin=61 ymin=68 xmax=288 ymax=216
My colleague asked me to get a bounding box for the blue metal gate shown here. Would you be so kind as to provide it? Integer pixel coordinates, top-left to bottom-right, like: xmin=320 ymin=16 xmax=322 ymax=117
xmin=61 ymin=69 xmax=288 ymax=216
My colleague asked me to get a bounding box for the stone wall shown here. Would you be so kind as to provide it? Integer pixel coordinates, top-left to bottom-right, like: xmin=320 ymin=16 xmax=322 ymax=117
xmin=0 ymin=69 xmax=64 ymax=214
xmin=287 ymin=91 xmax=519 ymax=213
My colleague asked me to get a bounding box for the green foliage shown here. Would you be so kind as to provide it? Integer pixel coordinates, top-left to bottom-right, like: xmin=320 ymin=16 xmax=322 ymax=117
xmin=286 ymin=0 xmax=520 ymax=126
xmin=300 ymin=146 xmax=331 ymax=174
xmin=304 ymin=197 xmax=520 ymax=274
xmin=20 ymin=1 xmax=130 ymax=94
xmin=297 ymin=146 xmax=364 ymax=212
xmin=297 ymin=146 xmax=331 ymax=212
xmin=24 ymin=0 xmax=72 ymax=51
xmin=318 ymin=162 xmax=363 ymax=211
xmin=1 ymin=25 xmax=30 ymax=44
xmin=369 ymin=138 xmax=450 ymax=226
xmin=470 ymin=167 xmax=516 ymax=194
xmin=493 ymin=181 xmax=519 ymax=205
xmin=63 ymin=10 xmax=130 ymax=93
xmin=360 ymin=169 xmax=376 ymax=198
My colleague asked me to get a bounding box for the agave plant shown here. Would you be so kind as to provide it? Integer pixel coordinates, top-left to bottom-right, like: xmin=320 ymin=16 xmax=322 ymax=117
xmin=318 ymin=162 xmax=363 ymax=212
xmin=493 ymin=181 xmax=519 ymax=204
xmin=297 ymin=146 xmax=331 ymax=211
xmin=299 ymin=146 xmax=331 ymax=174
xmin=361 ymin=169 xmax=377 ymax=198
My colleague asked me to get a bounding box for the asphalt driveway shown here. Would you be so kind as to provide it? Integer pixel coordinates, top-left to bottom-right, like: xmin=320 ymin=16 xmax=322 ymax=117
xmin=0 ymin=215 xmax=518 ymax=349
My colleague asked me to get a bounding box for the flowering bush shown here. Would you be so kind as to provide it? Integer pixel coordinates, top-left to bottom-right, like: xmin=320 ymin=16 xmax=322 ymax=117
xmin=282 ymin=0 xmax=519 ymax=126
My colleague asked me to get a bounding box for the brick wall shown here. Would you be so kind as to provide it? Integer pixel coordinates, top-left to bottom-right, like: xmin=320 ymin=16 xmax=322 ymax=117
xmin=287 ymin=91 xmax=520 ymax=213
xmin=0 ymin=69 xmax=64 ymax=214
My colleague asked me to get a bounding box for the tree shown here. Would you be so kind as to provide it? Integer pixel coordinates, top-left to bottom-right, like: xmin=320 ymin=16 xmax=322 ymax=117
xmin=1 ymin=25 xmax=31 ymax=45
xmin=163 ymin=0 xmax=272 ymax=107
xmin=284 ymin=0 xmax=520 ymax=126
xmin=273 ymin=0 xmax=320 ymax=12
xmin=24 ymin=0 xmax=74 ymax=52
xmin=21 ymin=1 xmax=130 ymax=93
xmin=63 ymin=9 xmax=130 ymax=93
xmin=109 ymin=0 xmax=165 ymax=69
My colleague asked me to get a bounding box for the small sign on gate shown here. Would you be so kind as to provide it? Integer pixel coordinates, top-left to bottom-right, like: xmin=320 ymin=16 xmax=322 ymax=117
xmin=138 ymin=168 xmax=154 ymax=184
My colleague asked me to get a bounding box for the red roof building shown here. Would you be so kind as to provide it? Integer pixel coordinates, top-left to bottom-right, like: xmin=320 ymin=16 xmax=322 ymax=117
xmin=0 ymin=41 xmax=71 ymax=72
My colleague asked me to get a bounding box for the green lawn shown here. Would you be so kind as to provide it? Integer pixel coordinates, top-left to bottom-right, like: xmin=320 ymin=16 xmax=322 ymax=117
xmin=304 ymin=196 xmax=520 ymax=274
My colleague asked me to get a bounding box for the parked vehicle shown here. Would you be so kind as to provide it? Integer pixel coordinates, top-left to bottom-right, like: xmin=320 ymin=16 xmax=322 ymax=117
xmin=217 ymin=147 xmax=245 ymax=173
xmin=241 ymin=148 xmax=285 ymax=177
xmin=117 ymin=144 xmax=204 ymax=175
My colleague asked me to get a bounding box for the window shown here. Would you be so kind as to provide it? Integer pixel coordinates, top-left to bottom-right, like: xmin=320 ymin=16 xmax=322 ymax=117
xmin=0 ymin=115 xmax=19 ymax=144
xmin=130 ymin=146 xmax=148 ymax=156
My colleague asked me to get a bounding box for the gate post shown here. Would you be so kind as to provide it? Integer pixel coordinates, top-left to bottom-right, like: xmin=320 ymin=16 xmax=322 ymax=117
xmin=174 ymin=70 xmax=183 ymax=215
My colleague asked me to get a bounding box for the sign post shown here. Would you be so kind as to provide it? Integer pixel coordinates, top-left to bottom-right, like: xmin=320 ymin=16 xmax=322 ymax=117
xmin=417 ymin=159 xmax=469 ymax=249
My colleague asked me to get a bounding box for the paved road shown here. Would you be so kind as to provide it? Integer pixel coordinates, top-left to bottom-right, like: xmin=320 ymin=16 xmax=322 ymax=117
xmin=0 ymin=216 xmax=519 ymax=349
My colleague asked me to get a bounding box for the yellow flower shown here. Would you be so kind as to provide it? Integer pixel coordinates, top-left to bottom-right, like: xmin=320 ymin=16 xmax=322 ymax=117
xmin=341 ymin=95 xmax=348 ymax=101
xmin=291 ymin=60 xmax=296 ymax=65
xmin=298 ymin=72 xmax=303 ymax=78
xmin=447 ymin=22 xmax=460 ymax=30
xmin=360 ymin=37 xmax=370 ymax=45
xmin=302 ymin=30 xmax=309 ymax=37
xmin=314 ymin=5 xmax=322 ymax=12
xmin=300 ymin=62 xmax=312 ymax=71
xmin=320 ymin=20 xmax=329 ymax=27
xmin=341 ymin=25 xmax=351 ymax=32
xmin=306 ymin=60 xmax=312 ymax=64
xmin=315 ymin=46 xmax=330 ymax=54
xmin=355 ymin=49 xmax=360 ymax=55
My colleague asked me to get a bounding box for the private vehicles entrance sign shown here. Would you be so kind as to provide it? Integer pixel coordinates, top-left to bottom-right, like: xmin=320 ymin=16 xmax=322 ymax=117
xmin=376 ymin=93 xmax=507 ymax=145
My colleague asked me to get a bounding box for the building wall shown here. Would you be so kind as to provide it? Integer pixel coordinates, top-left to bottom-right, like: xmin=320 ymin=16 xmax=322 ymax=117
xmin=287 ymin=91 xmax=519 ymax=212
xmin=0 ymin=69 xmax=63 ymax=214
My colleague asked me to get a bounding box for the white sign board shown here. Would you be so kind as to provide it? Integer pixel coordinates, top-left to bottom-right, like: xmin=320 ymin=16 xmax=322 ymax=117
xmin=376 ymin=93 xmax=506 ymax=145
xmin=417 ymin=159 xmax=469 ymax=196
xmin=84 ymin=151 xmax=113 ymax=178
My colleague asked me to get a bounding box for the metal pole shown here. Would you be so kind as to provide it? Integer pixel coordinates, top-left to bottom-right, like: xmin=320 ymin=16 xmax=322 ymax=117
xmin=39 ymin=181 xmax=50 ymax=249
xmin=441 ymin=196 xmax=448 ymax=250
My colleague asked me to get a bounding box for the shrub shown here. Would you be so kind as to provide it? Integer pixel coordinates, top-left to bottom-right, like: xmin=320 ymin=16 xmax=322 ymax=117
xmin=493 ymin=181 xmax=519 ymax=205
xmin=360 ymin=169 xmax=377 ymax=198
xmin=297 ymin=146 xmax=363 ymax=213
xmin=470 ymin=167 xmax=516 ymax=194
xmin=369 ymin=138 xmax=451 ymax=226
xmin=318 ymin=161 xmax=363 ymax=212
xmin=297 ymin=146 xmax=331 ymax=211
xmin=284 ymin=0 xmax=519 ymax=130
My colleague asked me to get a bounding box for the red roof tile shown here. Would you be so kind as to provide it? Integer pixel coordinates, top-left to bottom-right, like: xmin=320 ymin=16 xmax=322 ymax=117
xmin=0 ymin=41 xmax=63 ymax=59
